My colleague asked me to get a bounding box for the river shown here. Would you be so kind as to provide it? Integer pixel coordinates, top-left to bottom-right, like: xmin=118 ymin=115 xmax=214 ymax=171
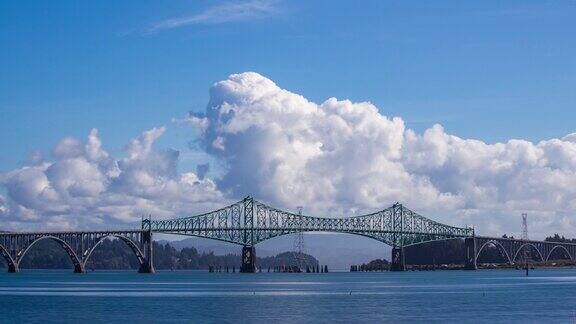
xmin=1 ymin=268 xmax=575 ymax=323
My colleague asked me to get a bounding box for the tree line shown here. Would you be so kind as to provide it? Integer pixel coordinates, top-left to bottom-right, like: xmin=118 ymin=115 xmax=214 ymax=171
xmin=1 ymin=234 xmax=571 ymax=270
xmin=403 ymin=233 xmax=573 ymax=265
xmin=0 ymin=238 xmax=318 ymax=270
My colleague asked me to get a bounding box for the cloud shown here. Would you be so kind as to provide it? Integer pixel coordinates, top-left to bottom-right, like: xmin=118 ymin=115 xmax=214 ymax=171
xmin=149 ymin=0 xmax=280 ymax=33
xmin=188 ymin=72 xmax=576 ymax=237
xmin=0 ymin=128 xmax=225 ymax=231
xmin=3 ymin=72 xmax=576 ymax=238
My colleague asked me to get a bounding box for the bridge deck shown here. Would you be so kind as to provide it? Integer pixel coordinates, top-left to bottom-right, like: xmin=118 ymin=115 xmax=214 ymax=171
xmin=476 ymin=236 xmax=576 ymax=247
xmin=0 ymin=229 xmax=143 ymax=236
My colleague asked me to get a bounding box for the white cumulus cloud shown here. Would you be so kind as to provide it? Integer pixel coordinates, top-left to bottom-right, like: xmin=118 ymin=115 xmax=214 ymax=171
xmin=0 ymin=128 xmax=225 ymax=231
xmin=187 ymin=72 xmax=576 ymax=237
xmin=3 ymin=72 xmax=576 ymax=238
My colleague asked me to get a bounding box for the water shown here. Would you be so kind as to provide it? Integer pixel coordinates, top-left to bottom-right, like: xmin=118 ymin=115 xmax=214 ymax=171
xmin=1 ymin=268 xmax=576 ymax=323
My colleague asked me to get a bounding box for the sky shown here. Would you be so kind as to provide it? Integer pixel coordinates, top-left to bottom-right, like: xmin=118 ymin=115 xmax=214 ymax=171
xmin=1 ymin=0 xmax=576 ymax=239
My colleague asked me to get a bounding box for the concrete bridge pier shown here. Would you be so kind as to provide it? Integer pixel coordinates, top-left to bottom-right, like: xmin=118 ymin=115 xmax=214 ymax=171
xmin=240 ymin=246 xmax=256 ymax=273
xmin=464 ymin=237 xmax=477 ymax=270
xmin=73 ymin=263 xmax=85 ymax=273
xmin=390 ymin=247 xmax=406 ymax=271
xmin=138 ymin=261 xmax=155 ymax=273
xmin=138 ymin=230 xmax=155 ymax=273
xmin=7 ymin=262 xmax=19 ymax=273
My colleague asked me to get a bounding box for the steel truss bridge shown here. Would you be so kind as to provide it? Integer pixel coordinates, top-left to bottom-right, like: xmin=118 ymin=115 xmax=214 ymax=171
xmin=1 ymin=196 xmax=574 ymax=272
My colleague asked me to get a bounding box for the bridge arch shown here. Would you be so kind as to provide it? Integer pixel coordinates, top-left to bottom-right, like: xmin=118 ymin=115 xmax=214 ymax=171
xmin=256 ymin=231 xmax=467 ymax=252
xmin=166 ymin=233 xmax=249 ymax=247
xmin=164 ymin=230 xmax=393 ymax=247
xmin=254 ymin=230 xmax=397 ymax=248
xmin=405 ymin=237 xmax=465 ymax=247
xmin=0 ymin=244 xmax=17 ymax=271
xmin=512 ymin=243 xmax=544 ymax=262
xmin=17 ymin=236 xmax=83 ymax=272
xmin=254 ymin=230 xmax=396 ymax=247
xmin=166 ymin=228 xmax=470 ymax=250
xmin=545 ymin=245 xmax=572 ymax=262
xmin=82 ymin=234 xmax=145 ymax=270
xmin=476 ymin=240 xmax=512 ymax=264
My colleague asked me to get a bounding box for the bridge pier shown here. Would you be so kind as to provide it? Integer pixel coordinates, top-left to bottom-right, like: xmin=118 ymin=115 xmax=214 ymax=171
xmin=73 ymin=263 xmax=85 ymax=273
xmin=464 ymin=237 xmax=477 ymax=270
xmin=7 ymin=262 xmax=19 ymax=273
xmin=138 ymin=230 xmax=155 ymax=273
xmin=240 ymin=246 xmax=256 ymax=273
xmin=138 ymin=262 xmax=155 ymax=273
xmin=390 ymin=247 xmax=405 ymax=271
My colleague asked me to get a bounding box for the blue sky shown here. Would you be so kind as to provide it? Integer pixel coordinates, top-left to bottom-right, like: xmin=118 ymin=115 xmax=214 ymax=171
xmin=1 ymin=0 xmax=575 ymax=172
xmin=2 ymin=1 xmax=576 ymax=237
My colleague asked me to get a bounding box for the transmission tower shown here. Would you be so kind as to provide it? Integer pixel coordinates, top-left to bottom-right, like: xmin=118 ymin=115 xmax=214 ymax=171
xmin=521 ymin=213 xmax=528 ymax=241
xmin=293 ymin=206 xmax=307 ymax=270
xmin=521 ymin=213 xmax=531 ymax=268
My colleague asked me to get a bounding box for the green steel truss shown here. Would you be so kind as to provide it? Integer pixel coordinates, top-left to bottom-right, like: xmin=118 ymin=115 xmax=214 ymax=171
xmin=146 ymin=196 xmax=474 ymax=247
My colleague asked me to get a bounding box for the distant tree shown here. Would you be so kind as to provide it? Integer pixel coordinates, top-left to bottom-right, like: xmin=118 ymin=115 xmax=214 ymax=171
xmin=405 ymin=239 xmax=465 ymax=265
xmin=360 ymin=259 xmax=389 ymax=271
xmin=19 ymin=239 xmax=74 ymax=269
xmin=0 ymin=239 xmax=319 ymax=270
xmin=545 ymin=234 xmax=575 ymax=243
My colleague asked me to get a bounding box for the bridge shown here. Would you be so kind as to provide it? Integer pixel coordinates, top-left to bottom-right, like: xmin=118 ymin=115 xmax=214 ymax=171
xmin=1 ymin=196 xmax=575 ymax=273
xmin=0 ymin=230 xmax=153 ymax=273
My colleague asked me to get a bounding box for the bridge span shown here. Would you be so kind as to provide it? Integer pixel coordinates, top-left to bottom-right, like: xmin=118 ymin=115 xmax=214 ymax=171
xmin=468 ymin=236 xmax=576 ymax=268
xmin=0 ymin=230 xmax=153 ymax=273
xmin=1 ymin=196 xmax=574 ymax=272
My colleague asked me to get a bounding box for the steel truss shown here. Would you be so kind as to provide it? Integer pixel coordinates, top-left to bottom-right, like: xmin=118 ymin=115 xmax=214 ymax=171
xmin=3 ymin=197 xmax=576 ymax=273
xmin=147 ymin=196 xmax=475 ymax=247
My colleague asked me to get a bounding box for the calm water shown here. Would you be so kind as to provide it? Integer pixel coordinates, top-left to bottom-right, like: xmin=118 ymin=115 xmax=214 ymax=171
xmin=1 ymin=268 xmax=576 ymax=323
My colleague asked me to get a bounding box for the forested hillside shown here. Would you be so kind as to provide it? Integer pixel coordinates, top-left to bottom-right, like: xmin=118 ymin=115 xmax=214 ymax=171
xmin=0 ymin=238 xmax=318 ymax=270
